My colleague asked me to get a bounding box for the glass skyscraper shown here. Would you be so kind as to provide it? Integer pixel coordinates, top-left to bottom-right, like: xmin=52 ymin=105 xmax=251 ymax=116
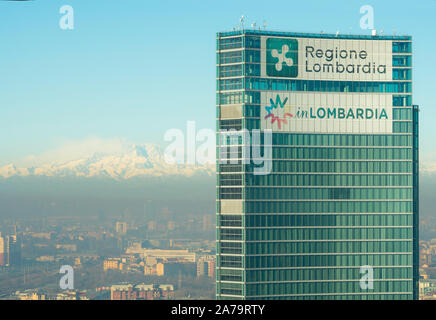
xmin=216 ymin=30 xmax=418 ymax=300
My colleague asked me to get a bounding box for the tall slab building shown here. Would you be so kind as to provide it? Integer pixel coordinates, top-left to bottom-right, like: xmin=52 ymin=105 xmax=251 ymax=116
xmin=216 ymin=30 xmax=418 ymax=300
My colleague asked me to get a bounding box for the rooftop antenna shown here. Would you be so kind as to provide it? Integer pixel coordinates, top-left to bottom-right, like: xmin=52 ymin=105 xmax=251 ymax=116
xmin=240 ymin=15 xmax=245 ymax=30
xmin=336 ymin=30 xmax=339 ymax=37
xmin=263 ymin=21 xmax=267 ymax=30
xmin=251 ymin=22 xmax=257 ymax=29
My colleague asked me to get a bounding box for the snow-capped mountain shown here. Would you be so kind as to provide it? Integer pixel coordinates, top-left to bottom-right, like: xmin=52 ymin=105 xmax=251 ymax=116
xmin=0 ymin=144 xmax=215 ymax=179
xmin=421 ymin=161 xmax=436 ymax=176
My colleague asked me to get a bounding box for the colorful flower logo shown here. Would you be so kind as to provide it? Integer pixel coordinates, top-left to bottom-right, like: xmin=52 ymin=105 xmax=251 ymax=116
xmin=264 ymin=95 xmax=293 ymax=129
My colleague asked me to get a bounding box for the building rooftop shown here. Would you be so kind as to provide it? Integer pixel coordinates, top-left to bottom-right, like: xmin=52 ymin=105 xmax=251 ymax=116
xmin=217 ymin=29 xmax=411 ymax=41
xmin=110 ymin=283 xmax=174 ymax=291
xmin=135 ymin=284 xmax=154 ymax=291
xmin=111 ymin=284 xmax=133 ymax=291
xmin=159 ymin=284 xmax=174 ymax=290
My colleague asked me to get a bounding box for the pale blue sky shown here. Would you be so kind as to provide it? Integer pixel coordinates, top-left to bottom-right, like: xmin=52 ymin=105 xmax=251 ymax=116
xmin=0 ymin=0 xmax=434 ymax=166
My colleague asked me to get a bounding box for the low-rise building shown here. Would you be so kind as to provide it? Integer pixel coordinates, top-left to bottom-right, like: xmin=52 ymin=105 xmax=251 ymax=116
xmin=197 ymin=255 xmax=216 ymax=279
xmin=125 ymin=247 xmax=196 ymax=263
xmin=16 ymin=290 xmax=46 ymax=300
xmin=56 ymin=244 xmax=77 ymax=252
xmin=144 ymin=262 xmax=164 ymax=276
xmin=420 ymin=279 xmax=436 ymax=299
xmin=110 ymin=283 xmax=174 ymax=300
xmin=103 ymin=258 xmax=124 ymax=271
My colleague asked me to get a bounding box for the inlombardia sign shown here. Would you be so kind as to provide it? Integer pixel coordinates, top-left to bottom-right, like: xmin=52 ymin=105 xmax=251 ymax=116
xmin=261 ymin=92 xmax=393 ymax=134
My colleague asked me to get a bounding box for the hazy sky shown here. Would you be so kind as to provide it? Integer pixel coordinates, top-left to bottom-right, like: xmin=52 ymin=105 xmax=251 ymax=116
xmin=0 ymin=0 xmax=434 ymax=166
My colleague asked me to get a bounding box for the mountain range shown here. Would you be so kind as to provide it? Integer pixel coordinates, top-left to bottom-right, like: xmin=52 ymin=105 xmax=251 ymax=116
xmin=0 ymin=144 xmax=215 ymax=180
xmin=1 ymin=142 xmax=435 ymax=179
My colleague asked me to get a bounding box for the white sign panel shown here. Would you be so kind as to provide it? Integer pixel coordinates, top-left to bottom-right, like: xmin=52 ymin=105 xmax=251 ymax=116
xmin=261 ymin=36 xmax=393 ymax=81
xmin=261 ymin=92 xmax=393 ymax=134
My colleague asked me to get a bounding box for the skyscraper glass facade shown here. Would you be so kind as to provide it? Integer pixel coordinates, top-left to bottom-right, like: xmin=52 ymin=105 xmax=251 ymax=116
xmin=216 ymin=30 xmax=418 ymax=300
